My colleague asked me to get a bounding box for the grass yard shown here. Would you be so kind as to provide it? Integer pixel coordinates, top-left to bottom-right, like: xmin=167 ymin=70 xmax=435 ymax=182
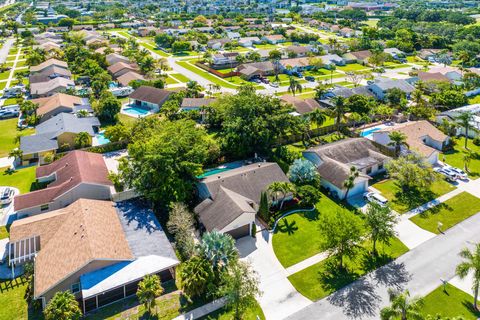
xmin=288 ymin=237 xmax=408 ymax=301
xmin=0 ymin=166 xmax=38 ymax=194
xmin=0 ymin=118 xmax=34 ymax=158
xmin=421 ymin=284 xmax=480 ymax=319
xmin=272 ymin=194 xmax=358 ymax=267
xmin=165 ymin=76 xmax=178 ymax=85
xmin=0 ymin=82 xmax=6 ymax=90
xmin=0 ymin=225 xmax=8 ymax=239
xmin=443 ymin=139 xmax=480 ymax=179
xmin=253 ymin=43 xmax=278 ymax=50
xmin=0 ymin=71 xmax=10 ymax=80
xmin=3 ymin=98 xmax=18 ymax=106
xmin=468 ymin=95 xmax=480 ymax=105
xmin=0 ymin=278 xmax=43 ymax=320
xmin=410 ymin=192 xmax=480 ymax=234
xmin=198 ymin=300 xmax=265 ymax=320
xmin=139 ymin=42 xmax=170 ymax=57
xmin=372 ymin=177 xmax=455 ymax=213
xmin=170 ymin=73 xmax=190 ymax=83
xmin=337 ymin=63 xmax=370 ymax=72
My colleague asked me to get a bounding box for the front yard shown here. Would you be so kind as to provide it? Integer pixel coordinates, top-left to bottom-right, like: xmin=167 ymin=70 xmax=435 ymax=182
xmin=198 ymin=301 xmax=265 ymax=320
xmin=0 ymin=118 xmax=34 ymax=158
xmin=287 ymin=237 xmax=408 ymax=301
xmin=371 ymin=177 xmax=455 ymax=213
xmin=0 ymin=166 xmax=37 ymax=194
xmin=421 ymin=284 xmax=480 ymax=319
xmin=410 ymin=192 xmax=480 ymax=234
xmin=443 ymin=139 xmax=480 ymax=179
xmin=337 ymin=63 xmax=370 ymax=72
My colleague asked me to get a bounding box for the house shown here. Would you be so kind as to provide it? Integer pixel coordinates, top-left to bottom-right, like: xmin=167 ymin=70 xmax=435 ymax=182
xmin=226 ymin=31 xmax=241 ymax=40
xmin=384 ymin=48 xmax=406 ymax=62
xmin=8 ymin=198 xmax=179 ymax=312
xmin=29 ymin=66 xmax=72 ymax=84
xmin=320 ymin=54 xmax=346 ymax=66
xmin=194 ymin=162 xmax=289 ymax=238
xmin=33 ymin=41 xmax=61 ymax=52
xmin=128 ymin=86 xmax=173 ymax=113
xmin=285 ymin=45 xmax=311 ymax=58
xmin=436 ymin=104 xmax=480 ymax=138
xmin=237 ymin=61 xmax=275 ymax=80
xmin=303 ymin=138 xmax=390 ymax=199
xmin=407 ymin=71 xmax=451 ymax=85
xmin=281 ymin=95 xmax=323 ymax=115
xmin=30 ymin=77 xmax=75 ymax=98
xmin=30 ymin=59 xmax=68 ymax=74
xmin=238 ymin=37 xmax=261 ymax=48
xmin=207 ymin=38 xmax=231 ymax=50
xmin=418 ymin=49 xmax=450 ymax=63
xmin=339 ymin=27 xmax=355 ymax=38
xmin=14 ymin=151 xmax=112 ymax=217
xmin=19 ymin=114 xmax=100 ymax=165
xmin=343 ymin=50 xmax=372 ymax=64
xmin=368 ymin=78 xmax=415 ymax=100
xmin=428 ymin=66 xmax=463 ymax=83
xmin=212 ymin=52 xmax=239 ymax=66
xmin=262 ymin=34 xmax=286 ymax=44
xmin=326 ymin=85 xmax=375 ymax=100
xmin=117 ymin=71 xmax=145 ymax=87
xmin=180 ymin=98 xmax=216 ymax=111
xmin=106 ymin=53 xmax=130 ymax=66
xmin=371 ymin=120 xmax=449 ymax=164
xmin=107 ymin=62 xmax=139 ymax=78
xmin=32 ymin=93 xmax=91 ymax=123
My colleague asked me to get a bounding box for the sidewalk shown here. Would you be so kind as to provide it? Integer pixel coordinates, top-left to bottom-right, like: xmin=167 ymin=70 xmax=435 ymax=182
xmin=172 ymin=298 xmax=226 ymax=320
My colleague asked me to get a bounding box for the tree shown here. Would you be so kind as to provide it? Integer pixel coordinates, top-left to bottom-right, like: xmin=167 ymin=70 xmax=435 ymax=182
xmin=179 ymin=256 xmax=213 ymax=300
xmin=295 ymin=185 xmax=321 ymax=207
xmin=365 ymin=202 xmax=398 ymax=255
xmin=43 ymin=291 xmax=82 ymax=320
xmin=343 ymin=166 xmax=359 ymax=199
xmin=269 ymin=50 xmax=282 ymax=81
xmin=186 ymin=80 xmax=203 ymax=98
xmin=58 ymin=18 xmax=75 ymax=29
xmin=104 ymin=123 xmax=130 ymax=143
xmin=309 ymin=108 xmax=327 ymax=128
xmin=74 ymin=132 xmax=90 ymax=148
xmin=20 ymin=100 xmax=38 ymax=117
xmin=385 ymin=88 xmax=407 ymax=110
xmin=380 ymin=289 xmax=424 ymax=320
xmin=167 ymin=203 xmax=196 ymax=260
xmin=314 ymin=82 xmax=331 ymax=100
xmin=93 ymin=91 xmax=121 ymax=123
xmin=267 ymin=181 xmax=294 ymax=209
xmin=287 ymin=76 xmax=302 ymax=97
xmin=258 ymin=191 xmax=270 ymax=221
xmin=455 ymin=243 xmax=480 ymax=311
xmin=318 ymin=209 xmax=363 ymax=269
xmin=136 ymin=275 xmax=163 ymax=315
xmin=388 ymin=131 xmax=409 ymax=157
xmin=288 ymin=158 xmax=319 ymax=186
xmin=199 ymin=231 xmax=238 ymax=270
xmin=330 ymin=96 xmax=349 ymax=130
xmin=9 ymin=148 xmax=22 ymax=160
xmin=217 ymin=261 xmax=261 ymax=320
xmin=345 ymin=71 xmax=368 ymax=87
xmin=386 ymin=153 xmax=437 ymax=191
xmin=455 ymin=111 xmax=475 ymax=149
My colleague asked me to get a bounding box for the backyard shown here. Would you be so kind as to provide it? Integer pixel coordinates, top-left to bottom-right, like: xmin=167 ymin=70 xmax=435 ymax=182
xmin=421 ymin=284 xmax=480 ymax=319
xmin=443 ymin=138 xmax=480 ymax=179
xmin=410 ymin=192 xmax=480 ymax=234
xmin=371 ymin=177 xmax=455 ymax=213
xmin=0 ymin=118 xmax=34 ymax=158
xmin=287 ymin=237 xmax=408 ymax=301
xmin=0 ymin=278 xmax=42 ymax=320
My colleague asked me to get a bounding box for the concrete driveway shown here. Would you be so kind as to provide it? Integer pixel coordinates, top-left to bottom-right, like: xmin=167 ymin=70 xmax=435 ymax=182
xmin=0 ymin=186 xmax=19 ymax=226
xmin=236 ymin=227 xmax=311 ymax=320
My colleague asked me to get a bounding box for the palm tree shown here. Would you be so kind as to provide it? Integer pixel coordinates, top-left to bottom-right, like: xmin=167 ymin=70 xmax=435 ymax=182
xmin=267 ymin=181 xmax=283 ymax=205
xmin=309 ymin=108 xmax=327 ymax=128
xmin=8 ymin=148 xmax=22 ymax=160
xmin=329 ymin=64 xmax=337 ymax=84
xmin=200 ymin=231 xmax=238 ymax=270
xmin=327 ymin=38 xmax=338 ymax=52
xmin=380 ymin=289 xmax=424 ymax=320
xmin=76 ymin=110 xmax=89 ymax=118
xmin=455 ymin=243 xmax=480 ymax=311
xmin=287 ymin=76 xmax=302 ymax=97
xmin=455 ymin=111 xmax=475 ymax=149
xmin=43 ymin=291 xmax=82 ymax=320
xmin=330 ymin=96 xmax=348 ymax=130
xmin=75 ymin=132 xmax=90 ymax=148
xmin=343 ymin=166 xmax=359 ymax=199
xmin=186 ymin=80 xmax=203 ymax=98
xmin=179 ymin=256 xmax=213 ymax=300
xmin=464 ymin=149 xmax=473 ymax=172
xmin=314 ymin=82 xmax=331 ymax=100
xmin=136 ymin=274 xmax=163 ymax=316
xmin=388 ymin=131 xmax=409 ymax=157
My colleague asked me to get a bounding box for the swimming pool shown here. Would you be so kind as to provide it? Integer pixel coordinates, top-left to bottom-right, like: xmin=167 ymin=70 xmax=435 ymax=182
xmin=122 ymin=106 xmax=151 ymax=117
xmin=360 ymin=127 xmax=381 ymax=137
xmin=95 ymin=132 xmax=110 ymax=145
xmin=197 ymin=161 xmax=244 ymax=179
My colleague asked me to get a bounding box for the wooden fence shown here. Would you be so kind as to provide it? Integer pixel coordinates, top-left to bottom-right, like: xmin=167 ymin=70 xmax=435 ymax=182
xmin=194 ymin=62 xmax=240 ymax=78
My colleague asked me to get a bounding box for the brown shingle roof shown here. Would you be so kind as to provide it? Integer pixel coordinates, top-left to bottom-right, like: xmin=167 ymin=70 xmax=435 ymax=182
xmin=107 ymin=62 xmax=138 ymax=76
xmin=417 ymin=71 xmax=451 ymax=83
xmin=348 ymin=50 xmax=372 ymax=61
xmin=14 ymin=151 xmax=112 ymax=211
xmin=32 ymin=93 xmax=83 ymax=117
xmin=181 ymin=98 xmax=216 ymax=108
xmin=281 ymin=95 xmax=322 ymax=114
xmin=30 ymin=59 xmax=68 ymax=73
xmin=129 ymin=86 xmax=173 ymax=106
xmin=116 ymin=71 xmax=145 ymax=87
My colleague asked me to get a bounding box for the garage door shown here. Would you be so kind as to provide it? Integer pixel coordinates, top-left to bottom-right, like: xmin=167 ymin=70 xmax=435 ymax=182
xmin=226 ymin=224 xmax=250 ymax=239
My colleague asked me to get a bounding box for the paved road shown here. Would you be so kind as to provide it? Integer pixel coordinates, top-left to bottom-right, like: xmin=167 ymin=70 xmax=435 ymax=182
xmin=0 ymin=38 xmax=14 ymax=64
xmin=286 ymin=211 xmax=480 ymax=320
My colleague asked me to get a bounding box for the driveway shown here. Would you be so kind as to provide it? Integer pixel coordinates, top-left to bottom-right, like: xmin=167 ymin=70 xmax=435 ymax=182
xmin=236 ymin=226 xmax=312 ymax=320
xmin=286 ymin=210 xmax=480 ymax=320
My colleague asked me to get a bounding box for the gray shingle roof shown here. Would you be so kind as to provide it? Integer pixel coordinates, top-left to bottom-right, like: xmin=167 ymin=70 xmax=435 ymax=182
xmin=36 ymin=113 xmax=100 ymax=138
xmin=20 ymin=134 xmax=58 ymax=154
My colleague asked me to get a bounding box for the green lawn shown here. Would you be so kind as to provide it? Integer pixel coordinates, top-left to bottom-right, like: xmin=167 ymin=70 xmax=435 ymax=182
xmin=372 ymin=177 xmax=455 ymax=213
xmin=272 ymin=194 xmax=358 ymax=268
xmin=421 ymin=284 xmax=480 ymax=319
xmin=288 ymin=237 xmax=408 ymax=301
xmin=0 ymin=118 xmax=34 ymax=158
xmin=0 ymin=82 xmax=6 ymax=90
xmin=170 ymin=73 xmax=190 ymax=83
xmin=0 ymin=166 xmax=38 ymax=194
xmin=0 ymin=71 xmax=10 ymax=80
xmin=337 ymin=63 xmax=370 ymax=72
xmin=198 ymin=300 xmax=265 ymax=320
xmin=165 ymin=76 xmax=178 ymax=85
xmin=3 ymin=98 xmax=18 ymax=106
xmin=0 ymin=225 xmax=8 ymax=239
xmin=139 ymin=42 xmax=170 ymax=57
xmin=0 ymin=278 xmax=43 ymax=320
xmin=410 ymin=192 xmax=480 ymax=234
xmin=443 ymin=139 xmax=480 ymax=179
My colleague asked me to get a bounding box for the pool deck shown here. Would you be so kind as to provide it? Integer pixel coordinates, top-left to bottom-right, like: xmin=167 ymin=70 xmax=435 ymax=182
xmin=121 ymin=104 xmax=154 ymax=118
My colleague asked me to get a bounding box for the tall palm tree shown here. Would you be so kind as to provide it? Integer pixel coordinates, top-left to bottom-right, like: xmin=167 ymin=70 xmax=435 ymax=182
xmin=464 ymin=149 xmax=473 ymax=172
xmin=43 ymin=291 xmax=82 ymax=320
xmin=186 ymin=80 xmax=203 ymax=98
xmin=456 ymin=243 xmax=480 ymax=311
xmin=330 ymin=96 xmax=348 ymax=130
xmin=287 ymin=76 xmax=302 ymax=97
xmin=329 ymin=64 xmax=337 ymax=84
xmin=309 ymin=108 xmax=327 ymax=128
xmin=388 ymin=131 xmax=409 ymax=157
xmin=343 ymin=166 xmax=359 ymax=200
xmin=267 ymin=181 xmax=284 ymax=205
xmin=380 ymin=289 xmax=424 ymax=320
xmin=455 ymin=111 xmax=475 ymax=149
xmin=136 ymin=275 xmax=163 ymax=315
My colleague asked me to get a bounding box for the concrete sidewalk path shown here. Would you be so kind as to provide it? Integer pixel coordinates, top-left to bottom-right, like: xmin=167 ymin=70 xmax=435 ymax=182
xmin=172 ymin=298 xmax=226 ymax=320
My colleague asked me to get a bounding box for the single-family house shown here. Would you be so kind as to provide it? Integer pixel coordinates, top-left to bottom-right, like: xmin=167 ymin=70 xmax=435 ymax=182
xmin=30 ymin=77 xmax=75 ymax=98
xmin=262 ymin=34 xmax=286 ymax=44
xmin=116 ymin=71 xmax=145 ymax=87
xmin=226 ymin=31 xmax=241 ymax=40
xmin=238 ymin=37 xmax=261 ymax=48
xmin=285 ymin=45 xmax=311 ymax=58
xmin=343 ymin=50 xmax=372 ymax=64
xmin=371 ymin=120 xmax=449 ymax=164
xmin=368 ymin=78 xmax=415 ymax=100
xmin=281 ymin=95 xmax=323 ymax=115
xmin=32 ymin=93 xmax=91 ymax=123
xmin=320 ymin=54 xmax=346 ymax=67
xmin=194 ymin=162 xmax=289 ymax=238
xmin=212 ymin=52 xmax=239 ymax=66
xmin=107 ymin=62 xmax=139 ymax=78
xmin=407 ymin=71 xmax=451 ymax=85
xmin=207 ymin=38 xmax=231 ymax=50
xmin=30 ymin=59 xmax=68 ymax=74
xmin=106 ymin=53 xmax=131 ymax=66
xmin=303 ymin=138 xmax=390 ymax=199
xmin=428 ymin=66 xmax=463 ymax=83
xmin=436 ymin=104 xmax=480 ymax=138
xmin=180 ymin=98 xmax=216 ymax=111
xmin=384 ymin=48 xmax=406 ymax=62
xmin=128 ymin=86 xmax=173 ymax=113
xmin=237 ymin=61 xmax=275 ymax=80
xmin=8 ymin=198 xmax=179 ymax=312
xmin=29 ymin=65 xmax=72 ymax=84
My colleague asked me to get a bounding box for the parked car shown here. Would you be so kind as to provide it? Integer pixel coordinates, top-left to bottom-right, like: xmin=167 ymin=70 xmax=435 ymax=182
xmin=444 ymin=165 xmax=468 ymax=180
xmin=0 ymin=107 xmax=19 ymax=119
xmin=364 ymin=192 xmax=388 ymax=207
xmin=305 ymin=76 xmax=315 ymax=82
xmin=292 ymin=71 xmax=303 ymax=78
xmin=0 ymin=187 xmax=14 ymax=205
xmin=434 ymin=167 xmax=457 ymax=182
xmin=270 ymin=82 xmax=279 ymax=88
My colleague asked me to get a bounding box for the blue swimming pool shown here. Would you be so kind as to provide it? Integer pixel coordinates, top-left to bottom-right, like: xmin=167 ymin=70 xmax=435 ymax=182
xmin=123 ymin=106 xmax=150 ymax=117
xmin=95 ymin=132 xmax=110 ymax=145
xmin=197 ymin=161 xmax=244 ymax=179
xmin=360 ymin=127 xmax=381 ymax=137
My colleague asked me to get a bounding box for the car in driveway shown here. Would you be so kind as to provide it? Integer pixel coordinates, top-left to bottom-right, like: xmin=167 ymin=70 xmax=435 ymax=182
xmin=0 ymin=187 xmax=14 ymax=205
xmin=270 ymin=82 xmax=279 ymax=88
xmin=305 ymin=76 xmax=315 ymax=82
xmin=444 ymin=165 xmax=468 ymax=180
xmin=363 ymin=192 xmax=388 ymax=207
xmin=434 ymin=167 xmax=458 ymax=182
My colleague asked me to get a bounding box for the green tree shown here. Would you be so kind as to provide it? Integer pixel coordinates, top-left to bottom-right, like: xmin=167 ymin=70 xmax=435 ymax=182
xmin=365 ymin=202 xmax=398 ymax=255
xmin=318 ymin=209 xmax=363 ymax=269
xmin=186 ymin=80 xmax=203 ymax=98
xmin=199 ymin=231 xmax=238 ymax=270
xmin=167 ymin=203 xmax=196 ymax=260
xmin=74 ymin=132 xmax=90 ymax=148
xmin=93 ymin=91 xmax=121 ymax=123
xmin=455 ymin=243 xmax=480 ymax=311
xmin=287 ymin=76 xmax=303 ymax=97
xmin=330 ymin=96 xmax=349 ymax=130
xmin=179 ymin=256 xmax=213 ymax=300
xmin=267 ymin=181 xmax=294 ymax=209
xmin=258 ymin=191 xmax=270 ymax=221
xmin=343 ymin=166 xmax=359 ymax=199
xmin=136 ymin=274 xmax=163 ymax=315
xmin=288 ymin=158 xmax=319 ymax=186
xmin=388 ymin=131 xmax=409 ymax=157
xmin=380 ymin=289 xmax=424 ymax=320
xmin=386 ymin=153 xmax=437 ymax=191
xmin=217 ymin=261 xmax=261 ymax=320
xmin=455 ymin=111 xmax=475 ymax=149
xmin=295 ymin=184 xmax=321 ymax=207
xmin=104 ymin=123 xmax=130 ymax=143
xmin=43 ymin=291 xmax=82 ymax=320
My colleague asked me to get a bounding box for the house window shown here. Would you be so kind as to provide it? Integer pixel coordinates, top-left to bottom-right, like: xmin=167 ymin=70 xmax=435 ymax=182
xmin=366 ymin=167 xmax=372 ymax=175
xmin=378 ymin=163 xmax=384 ymax=170
xmin=71 ymin=283 xmax=81 ymax=294
xmin=40 ymin=204 xmax=49 ymax=211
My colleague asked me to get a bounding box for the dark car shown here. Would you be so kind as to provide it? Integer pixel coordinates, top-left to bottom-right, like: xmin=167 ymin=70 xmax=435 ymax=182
xmin=305 ymin=76 xmax=315 ymax=82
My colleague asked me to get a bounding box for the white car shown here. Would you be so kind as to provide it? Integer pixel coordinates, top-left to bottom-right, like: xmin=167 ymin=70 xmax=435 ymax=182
xmin=0 ymin=187 xmax=14 ymax=205
xmin=270 ymin=82 xmax=279 ymax=88
xmin=434 ymin=167 xmax=458 ymax=182
xmin=444 ymin=165 xmax=468 ymax=180
xmin=363 ymin=192 xmax=388 ymax=207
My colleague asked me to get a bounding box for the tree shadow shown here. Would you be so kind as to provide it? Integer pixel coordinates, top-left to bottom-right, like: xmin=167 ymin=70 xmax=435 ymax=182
xmin=416 ymin=202 xmax=452 ymax=218
xmin=373 ymin=261 xmax=410 ymax=289
xmin=461 ymin=299 xmax=480 ymax=318
xmin=393 ymin=186 xmax=438 ymax=212
xmin=317 ymin=259 xmax=360 ymax=295
xmin=302 ymin=209 xmax=319 ymax=221
xmin=276 ymin=219 xmax=298 ymax=235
